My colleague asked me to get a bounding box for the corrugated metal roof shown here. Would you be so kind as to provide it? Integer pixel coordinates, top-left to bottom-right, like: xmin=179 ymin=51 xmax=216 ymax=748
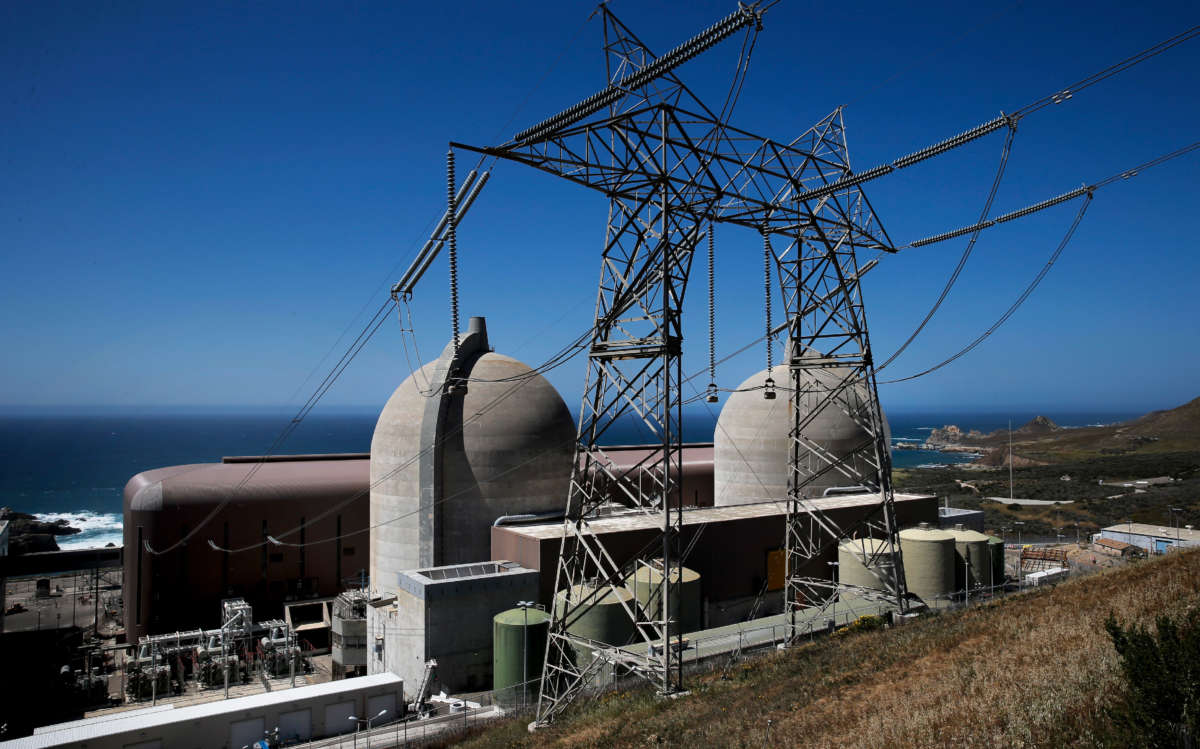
xmin=1094 ymin=538 xmax=1136 ymax=551
xmin=32 ymin=704 xmax=175 ymax=734
xmin=2 ymin=673 xmax=402 ymax=748
xmin=1103 ymin=523 xmax=1200 ymax=543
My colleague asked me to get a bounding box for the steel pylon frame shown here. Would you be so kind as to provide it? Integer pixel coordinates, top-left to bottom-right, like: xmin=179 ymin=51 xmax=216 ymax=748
xmin=452 ymin=2 xmax=906 ymax=725
xmin=770 ymin=111 xmax=910 ymax=642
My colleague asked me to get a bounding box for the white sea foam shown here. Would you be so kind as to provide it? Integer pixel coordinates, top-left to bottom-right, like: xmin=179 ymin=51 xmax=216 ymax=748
xmin=34 ymin=511 xmax=123 ymax=550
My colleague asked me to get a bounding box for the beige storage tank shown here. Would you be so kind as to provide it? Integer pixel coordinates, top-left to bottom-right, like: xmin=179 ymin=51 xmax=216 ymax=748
xmin=987 ymin=535 xmax=1006 ymax=589
xmin=555 ymin=583 xmax=636 ymax=664
xmin=837 ymin=538 xmax=898 ymax=596
xmin=898 ymin=523 xmax=955 ymax=604
xmin=625 ymin=563 xmax=702 ymax=635
xmin=947 ymin=524 xmax=991 ymax=591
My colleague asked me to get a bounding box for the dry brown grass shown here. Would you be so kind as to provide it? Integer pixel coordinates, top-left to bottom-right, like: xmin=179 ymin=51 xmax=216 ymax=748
xmin=457 ymin=549 xmax=1200 ymax=748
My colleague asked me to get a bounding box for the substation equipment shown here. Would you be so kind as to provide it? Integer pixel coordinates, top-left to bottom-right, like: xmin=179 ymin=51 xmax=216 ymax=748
xmin=124 ymin=598 xmax=309 ymax=702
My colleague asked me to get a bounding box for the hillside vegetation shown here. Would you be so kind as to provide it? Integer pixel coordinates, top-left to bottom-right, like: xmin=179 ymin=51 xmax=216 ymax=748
xmin=894 ymin=450 xmax=1200 ymax=537
xmin=977 ymin=396 xmax=1200 ymax=463
xmin=453 ymin=550 xmax=1200 ymax=748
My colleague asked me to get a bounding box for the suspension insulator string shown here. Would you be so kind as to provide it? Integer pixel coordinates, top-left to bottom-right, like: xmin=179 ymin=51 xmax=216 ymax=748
xmin=706 ymin=223 xmax=718 ymax=403
xmin=762 ymin=228 xmax=776 ymax=400
xmin=446 ymin=148 xmax=463 ymax=390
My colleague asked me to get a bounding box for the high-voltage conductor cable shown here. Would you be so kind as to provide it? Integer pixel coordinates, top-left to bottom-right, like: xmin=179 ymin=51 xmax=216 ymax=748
xmin=210 ymin=316 xmax=599 ymax=552
xmin=876 ymin=123 xmax=1018 ymax=371
xmin=145 ymin=298 xmax=396 ymax=556
xmin=208 ymin=360 xmax=557 ymax=553
xmin=257 ymin=433 xmax=581 ymax=551
xmin=901 ymin=138 xmax=1200 ymax=248
xmin=881 ymin=137 xmax=1200 ymax=383
xmin=841 ymin=0 xmax=1023 ymax=110
xmin=762 ymin=229 xmax=776 ymax=399
xmin=706 ymin=224 xmax=719 ymax=402
xmin=879 ymin=194 xmax=1093 ymax=384
xmin=511 ymin=2 xmax=764 ymax=144
xmin=446 ymin=149 xmax=461 ymax=359
xmin=689 ymin=138 xmax=1200 ymax=399
xmin=793 ymin=21 xmax=1200 ymax=206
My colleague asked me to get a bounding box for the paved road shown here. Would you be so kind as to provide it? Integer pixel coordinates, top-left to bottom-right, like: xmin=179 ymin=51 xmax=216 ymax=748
xmin=297 ymin=706 xmax=502 ymax=748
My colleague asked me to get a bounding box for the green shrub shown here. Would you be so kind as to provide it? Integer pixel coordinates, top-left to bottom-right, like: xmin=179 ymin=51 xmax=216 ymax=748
xmin=1104 ymin=607 xmax=1200 ymax=747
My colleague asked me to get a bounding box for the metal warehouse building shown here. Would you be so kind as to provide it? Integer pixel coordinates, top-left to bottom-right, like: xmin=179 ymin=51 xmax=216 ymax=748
xmin=1097 ymin=522 xmax=1200 ymax=555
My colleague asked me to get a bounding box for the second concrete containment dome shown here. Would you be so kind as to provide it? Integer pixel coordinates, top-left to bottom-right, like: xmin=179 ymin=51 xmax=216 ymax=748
xmin=370 ymin=317 xmax=575 ymax=595
xmin=714 ymin=360 xmax=889 ymax=506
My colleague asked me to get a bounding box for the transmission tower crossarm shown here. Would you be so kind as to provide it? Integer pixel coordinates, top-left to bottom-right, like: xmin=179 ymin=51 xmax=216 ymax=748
xmin=511 ymin=3 xmax=765 ymax=145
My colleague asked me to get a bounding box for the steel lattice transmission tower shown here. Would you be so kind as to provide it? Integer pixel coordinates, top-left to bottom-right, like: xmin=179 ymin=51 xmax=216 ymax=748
xmin=455 ymin=2 xmax=906 ymax=724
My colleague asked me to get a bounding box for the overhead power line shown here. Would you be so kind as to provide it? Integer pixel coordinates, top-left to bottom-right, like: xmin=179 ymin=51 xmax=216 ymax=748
xmin=876 ymin=124 xmax=1018 ymax=372
xmin=901 ymin=139 xmax=1200 ymax=249
xmin=880 ymin=195 xmax=1093 ymax=384
xmin=793 ymin=22 xmax=1200 ymax=206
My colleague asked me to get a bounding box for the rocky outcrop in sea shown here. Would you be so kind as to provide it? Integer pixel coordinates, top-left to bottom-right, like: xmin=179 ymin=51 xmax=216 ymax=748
xmin=0 ymin=507 xmax=83 ymax=554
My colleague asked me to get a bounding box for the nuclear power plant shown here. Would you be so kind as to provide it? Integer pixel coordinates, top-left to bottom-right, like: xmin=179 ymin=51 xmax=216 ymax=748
xmin=97 ymin=0 xmax=1037 ymax=731
xmin=118 ymin=316 xmax=956 ymax=706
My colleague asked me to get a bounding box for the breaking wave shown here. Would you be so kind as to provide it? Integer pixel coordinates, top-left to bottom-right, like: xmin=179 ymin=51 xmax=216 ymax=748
xmin=34 ymin=511 xmax=123 ymax=550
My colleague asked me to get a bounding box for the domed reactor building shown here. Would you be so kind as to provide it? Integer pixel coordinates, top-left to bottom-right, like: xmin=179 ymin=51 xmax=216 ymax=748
xmin=714 ymin=357 xmax=890 ymax=506
xmin=366 ymin=317 xmax=576 ymax=691
xmin=369 ymin=317 xmax=575 ymax=578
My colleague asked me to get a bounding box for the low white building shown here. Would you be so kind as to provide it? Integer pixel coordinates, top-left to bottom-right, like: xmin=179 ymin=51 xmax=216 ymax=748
xmin=1 ymin=672 xmax=402 ymax=749
xmin=1097 ymin=522 xmax=1199 ymax=555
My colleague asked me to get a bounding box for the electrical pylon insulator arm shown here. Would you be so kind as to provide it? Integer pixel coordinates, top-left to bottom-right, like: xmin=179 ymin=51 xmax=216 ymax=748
xmin=512 ymin=3 xmax=764 ymax=145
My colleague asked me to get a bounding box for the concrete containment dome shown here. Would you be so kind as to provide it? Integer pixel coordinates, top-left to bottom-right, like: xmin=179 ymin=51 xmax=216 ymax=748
xmin=713 ymin=360 xmax=889 ymax=506
xmin=369 ymin=317 xmax=575 ymax=595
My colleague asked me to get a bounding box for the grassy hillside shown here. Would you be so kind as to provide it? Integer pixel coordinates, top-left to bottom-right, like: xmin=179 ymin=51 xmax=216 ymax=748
xmin=978 ymin=396 xmax=1200 ymax=463
xmin=452 ymin=550 xmax=1200 ymax=748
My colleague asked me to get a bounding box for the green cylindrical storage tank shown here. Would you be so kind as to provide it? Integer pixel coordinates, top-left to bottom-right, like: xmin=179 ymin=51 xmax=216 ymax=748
xmin=987 ymin=535 xmax=1006 ymax=589
xmin=898 ymin=523 xmax=955 ymax=605
xmin=493 ymin=607 xmax=551 ymax=696
xmin=625 ymin=563 xmax=702 ymax=635
xmin=947 ymin=525 xmax=991 ymax=591
xmin=837 ymin=538 xmax=897 ymax=596
xmin=555 ymin=584 xmax=636 ymax=663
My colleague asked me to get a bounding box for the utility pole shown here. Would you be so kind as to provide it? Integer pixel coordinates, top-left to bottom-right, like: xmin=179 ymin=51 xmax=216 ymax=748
xmin=93 ymin=562 xmax=100 ymax=637
xmin=1008 ymin=419 xmax=1014 ymax=502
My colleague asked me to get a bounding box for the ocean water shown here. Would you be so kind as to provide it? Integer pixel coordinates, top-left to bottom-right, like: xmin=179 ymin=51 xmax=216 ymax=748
xmin=0 ymin=407 xmax=1143 ymax=549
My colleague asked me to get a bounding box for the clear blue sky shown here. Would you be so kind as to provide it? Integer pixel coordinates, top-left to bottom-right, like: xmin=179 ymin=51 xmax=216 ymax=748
xmin=2 ymin=0 xmax=1198 ymax=415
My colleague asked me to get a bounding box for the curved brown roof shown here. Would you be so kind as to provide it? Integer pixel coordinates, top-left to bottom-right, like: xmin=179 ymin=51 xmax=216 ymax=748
xmin=124 ymin=457 xmax=369 ymax=512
